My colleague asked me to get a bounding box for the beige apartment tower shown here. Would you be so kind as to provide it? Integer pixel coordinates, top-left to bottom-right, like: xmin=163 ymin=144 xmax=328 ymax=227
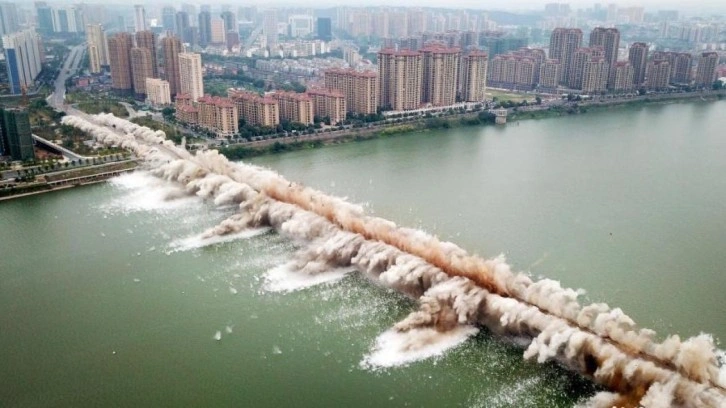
xmin=611 ymin=61 xmax=634 ymax=92
xmin=459 ymin=51 xmax=488 ymax=102
xmin=86 ymin=24 xmax=108 ymax=74
xmin=324 ymin=68 xmax=378 ymax=115
xmin=378 ymin=49 xmax=423 ymax=111
xmin=549 ymin=28 xmax=583 ymax=85
xmin=421 ymin=46 xmax=460 ymax=107
xmin=161 ymin=36 xmax=182 ymax=98
xmin=647 ymin=60 xmax=671 ymax=90
xmin=695 ymin=52 xmax=718 ymax=87
xmin=179 ymin=52 xmax=204 ymax=102
xmin=539 ymin=59 xmax=562 ymax=89
xmin=145 ymin=78 xmax=171 ymax=106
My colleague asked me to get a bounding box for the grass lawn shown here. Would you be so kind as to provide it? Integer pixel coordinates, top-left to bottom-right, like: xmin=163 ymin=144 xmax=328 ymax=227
xmin=486 ymin=89 xmax=536 ymax=104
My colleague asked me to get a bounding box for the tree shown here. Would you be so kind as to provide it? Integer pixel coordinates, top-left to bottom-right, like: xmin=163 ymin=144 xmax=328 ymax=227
xmin=162 ymin=107 xmax=175 ymax=120
xmin=535 ymin=96 xmax=542 ymax=105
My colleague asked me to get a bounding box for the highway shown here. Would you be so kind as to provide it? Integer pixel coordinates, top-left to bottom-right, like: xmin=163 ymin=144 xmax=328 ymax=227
xmin=48 ymin=44 xmax=85 ymax=110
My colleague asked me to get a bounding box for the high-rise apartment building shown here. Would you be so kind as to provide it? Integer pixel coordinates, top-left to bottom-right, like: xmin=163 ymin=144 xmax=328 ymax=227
xmin=35 ymin=2 xmax=55 ymax=35
xmin=130 ymin=47 xmax=153 ymax=98
xmin=145 ymin=78 xmax=171 ymax=106
xmin=324 ymin=69 xmax=378 ymax=115
xmin=646 ymin=60 xmax=671 ymax=90
xmin=589 ymin=28 xmax=619 ymax=68
xmin=694 ymin=52 xmax=718 ymax=87
xmin=628 ymin=42 xmax=649 ymax=87
xmin=228 ymin=89 xmax=280 ymax=127
xmin=549 ymin=28 xmax=582 ymax=85
xmin=161 ymin=7 xmax=176 ymax=33
xmin=175 ymin=11 xmax=190 ymax=40
xmin=86 ymin=24 xmax=109 ymax=74
xmin=133 ymin=5 xmax=146 ymax=32
xmin=178 ymin=52 xmax=204 ymax=102
xmin=378 ymin=49 xmax=423 ymax=111
xmin=421 ymin=46 xmax=460 ymax=107
xmin=263 ymin=9 xmax=278 ymax=49
xmin=581 ymin=57 xmax=608 ymax=93
xmin=316 ymin=17 xmax=332 ymax=41
xmin=653 ymin=51 xmax=692 ymax=85
xmin=210 ymin=17 xmax=226 ymax=45
xmin=0 ymin=2 xmax=19 ymax=36
xmin=307 ymin=88 xmax=346 ymax=125
xmin=539 ymin=59 xmax=562 ymax=90
xmin=2 ymin=29 xmax=42 ymax=95
xmin=220 ymin=11 xmax=236 ymax=35
xmin=458 ymin=51 xmax=488 ymax=102
xmin=272 ymin=91 xmax=314 ymax=125
xmin=198 ymin=11 xmax=211 ymax=48
xmin=161 ymin=36 xmax=182 ymax=98
xmin=611 ymin=61 xmax=634 ymax=92
xmin=589 ymin=27 xmax=619 ymax=87
xmin=135 ymin=30 xmax=158 ymax=78
xmin=108 ymin=32 xmax=134 ymax=94
xmin=0 ymin=107 xmax=34 ymax=161
xmin=569 ymin=47 xmax=605 ymax=90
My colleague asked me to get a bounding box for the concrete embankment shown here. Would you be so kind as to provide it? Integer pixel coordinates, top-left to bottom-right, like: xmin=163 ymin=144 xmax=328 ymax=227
xmin=0 ymin=160 xmax=138 ymax=201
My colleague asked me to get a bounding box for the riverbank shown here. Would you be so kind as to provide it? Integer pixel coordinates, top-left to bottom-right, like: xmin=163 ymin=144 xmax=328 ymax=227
xmin=0 ymin=160 xmax=138 ymax=201
xmin=219 ymin=90 xmax=726 ymax=160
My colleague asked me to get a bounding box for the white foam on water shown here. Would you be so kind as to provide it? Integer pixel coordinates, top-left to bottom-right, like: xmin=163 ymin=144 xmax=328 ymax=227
xmin=262 ymin=263 xmax=354 ymax=293
xmin=469 ymin=376 xmax=543 ymax=408
xmin=168 ymin=227 xmax=270 ymax=253
xmin=717 ymin=349 xmax=726 ymax=387
xmin=360 ymin=326 xmax=479 ymax=370
xmin=105 ymin=172 xmax=198 ymax=213
xmin=213 ymin=331 xmax=222 ymax=341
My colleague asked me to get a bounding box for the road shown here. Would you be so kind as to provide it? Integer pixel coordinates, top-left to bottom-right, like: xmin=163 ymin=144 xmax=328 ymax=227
xmin=48 ymin=44 xmax=85 ymax=110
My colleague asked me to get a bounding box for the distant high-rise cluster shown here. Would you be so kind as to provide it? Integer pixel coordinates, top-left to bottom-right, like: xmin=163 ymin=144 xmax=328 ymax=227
xmin=2 ymin=29 xmax=43 ymax=95
xmin=34 ymin=2 xmax=85 ymax=35
xmin=377 ymin=47 xmax=488 ymax=111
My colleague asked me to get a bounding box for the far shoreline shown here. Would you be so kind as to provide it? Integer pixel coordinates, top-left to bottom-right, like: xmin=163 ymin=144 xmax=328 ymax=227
xmin=218 ymin=90 xmax=726 ymax=161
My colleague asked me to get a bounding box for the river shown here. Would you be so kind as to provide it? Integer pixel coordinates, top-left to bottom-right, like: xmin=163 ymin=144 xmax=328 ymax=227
xmin=1 ymin=100 xmax=725 ymax=406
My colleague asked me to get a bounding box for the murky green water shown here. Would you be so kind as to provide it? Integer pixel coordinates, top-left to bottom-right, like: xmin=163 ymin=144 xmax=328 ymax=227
xmin=2 ymin=100 xmax=725 ymax=407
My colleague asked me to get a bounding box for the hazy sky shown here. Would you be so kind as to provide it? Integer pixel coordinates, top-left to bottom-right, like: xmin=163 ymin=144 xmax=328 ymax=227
xmin=41 ymin=0 xmax=726 ymax=15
